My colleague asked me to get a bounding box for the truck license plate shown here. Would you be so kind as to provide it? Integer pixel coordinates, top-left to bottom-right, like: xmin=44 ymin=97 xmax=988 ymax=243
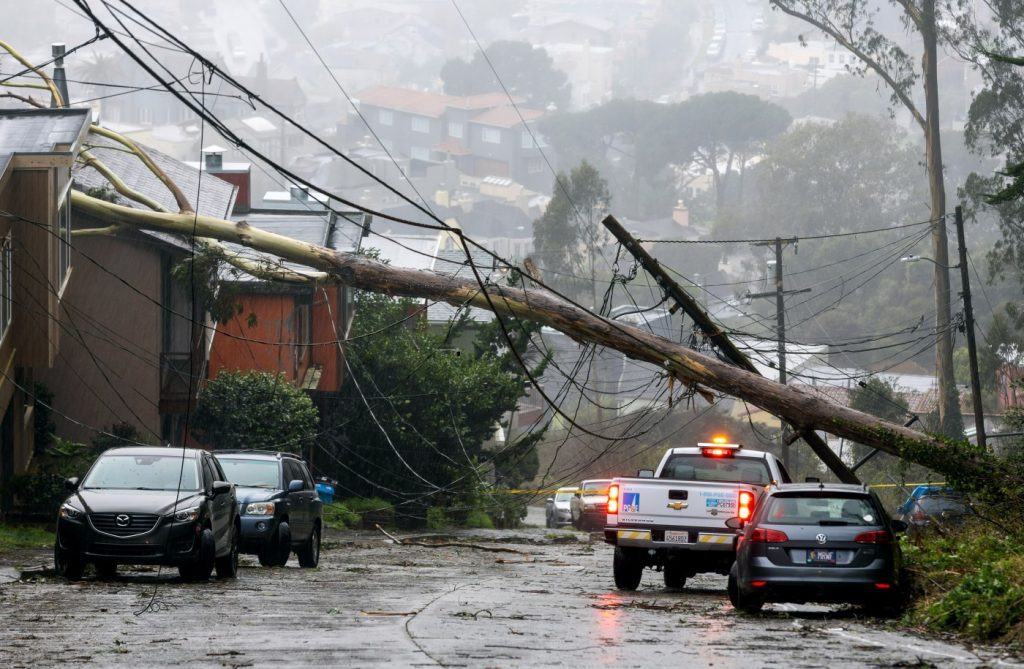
xmin=664 ymin=530 xmax=690 ymax=544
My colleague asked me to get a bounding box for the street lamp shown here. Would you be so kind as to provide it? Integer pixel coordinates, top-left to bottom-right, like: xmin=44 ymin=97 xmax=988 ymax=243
xmin=900 ymin=207 xmax=985 ymax=448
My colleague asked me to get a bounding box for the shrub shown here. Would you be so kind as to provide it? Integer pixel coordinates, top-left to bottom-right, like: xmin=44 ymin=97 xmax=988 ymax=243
xmin=323 ymin=502 xmax=360 ymax=530
xmin=341 ymin=497 xmax=395 ymax=529
xmin=463 ymin=509 xmax=494 ymax=529
xmin=425 ymin=507 xmax=450 ymax=530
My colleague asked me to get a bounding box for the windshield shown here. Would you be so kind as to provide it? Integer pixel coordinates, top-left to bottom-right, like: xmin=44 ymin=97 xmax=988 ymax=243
xmin=82 ymin=454 xmax=201 ymax=491
xmin=217 ymin=458 xmax=280 ymax=488
xmin=583 ymin=481 xmax=610 ymax=493
xmin=554 ymin=492 xmax=573 ymax=502
xmin=764 ymin=494 xmax=879 ymax=526
xmin=660 ymin=455 xmax=771 ymax=485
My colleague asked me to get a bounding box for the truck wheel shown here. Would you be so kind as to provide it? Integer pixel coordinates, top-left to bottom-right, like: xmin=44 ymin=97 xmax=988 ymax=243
xmin=259 ymin=521 xmax=291 ymax=567
xmin=613 ymin=546 xmax=644 ymax=591
xmin=663 ymin=562 xmax=686 ymax=591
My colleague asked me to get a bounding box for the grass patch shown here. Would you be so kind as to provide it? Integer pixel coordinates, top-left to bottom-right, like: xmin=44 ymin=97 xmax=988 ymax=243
xmin=0 ymin=524 xmax=53 ymax=553
xmin=903 ymin=523 xmax=1024 ymax=642
xmin=323 ymin=502 xmax=361 ymax=530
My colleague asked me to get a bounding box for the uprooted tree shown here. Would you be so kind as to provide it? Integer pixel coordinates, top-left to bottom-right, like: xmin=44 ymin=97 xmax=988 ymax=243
xmin=2 ymin=38 xmax=1019 ymax=509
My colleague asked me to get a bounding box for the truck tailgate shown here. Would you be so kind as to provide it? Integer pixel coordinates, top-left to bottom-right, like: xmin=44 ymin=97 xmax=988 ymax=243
xmin=614 ymin=478 xmax=761 ymax=531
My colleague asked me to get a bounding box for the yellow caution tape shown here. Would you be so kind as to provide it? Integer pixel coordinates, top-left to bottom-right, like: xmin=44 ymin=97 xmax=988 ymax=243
xmin=867 ymin=482 xmax=946 ymax=489
xmin=697 ymin=534 xmax=733 ymax=544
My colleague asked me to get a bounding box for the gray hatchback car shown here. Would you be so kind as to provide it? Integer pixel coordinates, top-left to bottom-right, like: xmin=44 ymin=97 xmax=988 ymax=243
xmin=728 ymin=483 xmax=906 ymax=614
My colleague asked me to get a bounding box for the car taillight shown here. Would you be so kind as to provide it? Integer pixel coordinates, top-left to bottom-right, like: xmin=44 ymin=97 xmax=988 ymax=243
xmin=749 ymin=528 xmax=788 ymax=543
xmin=738 ymin=490 xmax=754 ymax=521
xmin=854 ymin=530 xmax=892 ymax=544
xmin=607 ymin=484 xmax=619 ymax=515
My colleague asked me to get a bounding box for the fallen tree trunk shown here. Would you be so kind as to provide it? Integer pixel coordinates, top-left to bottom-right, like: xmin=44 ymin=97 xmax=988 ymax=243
xmin=71 ymin=193 xmax=1002 ymax=483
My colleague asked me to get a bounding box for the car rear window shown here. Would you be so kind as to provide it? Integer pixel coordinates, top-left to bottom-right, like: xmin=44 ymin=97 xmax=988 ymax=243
xmin=554 ymin=492 xmax=573 ymax=502
xmin=764 ymin=494 xmax=879 ymax=526
xmin=659 ymin=455 xmax=772 ymax=485
xmin=217 ymin=458 xmax=280 ymax=488
xmin=82 ymin=454 xmax=201 ymax=491
xmin=582 ymin=481 xmax=609 ymax=492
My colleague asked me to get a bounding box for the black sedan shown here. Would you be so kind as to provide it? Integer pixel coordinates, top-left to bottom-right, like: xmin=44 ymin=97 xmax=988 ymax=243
xmin=727 ymin=483 xmax=906 ymax=614
xmin=54 ymin=447 xmax=239 ymax=582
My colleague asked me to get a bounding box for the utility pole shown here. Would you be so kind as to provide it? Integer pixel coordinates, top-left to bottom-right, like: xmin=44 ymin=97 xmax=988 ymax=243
xmin=748 ymin=237 xmax=810 ymax=465
xmin=602 ymin=216 xmax=857 ymax=483
xmin=955 ymin=205 xmax=985 ymax=449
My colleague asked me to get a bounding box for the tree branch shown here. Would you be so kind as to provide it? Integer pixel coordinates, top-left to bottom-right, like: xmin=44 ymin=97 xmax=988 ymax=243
xmin=0 ymin=39 xmax=63 ymax=107
xmin=769 ymin=1 xmax=926 ymax=129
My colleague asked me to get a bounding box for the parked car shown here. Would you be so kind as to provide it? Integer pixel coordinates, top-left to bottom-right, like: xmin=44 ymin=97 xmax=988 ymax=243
xmin=214 ymin=451 xmax=323 ymax=568
xmin=728 ymin=483 xmax=906 ymax=614
xmin=895 ymin=485 xmax=955 ymax=516
xmin=54 ymin=447 xmax=239 ymax=582
xmin=571 ymin=479 xmax=611 ymax=531
xmin=900 ymin=494 xmax=973 ymax=540
xmin=546 ymin=487 xmax=576 ymax=528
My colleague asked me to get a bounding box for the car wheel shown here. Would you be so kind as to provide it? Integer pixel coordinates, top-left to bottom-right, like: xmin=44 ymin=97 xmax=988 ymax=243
xmin=54 ymin=542 xmax=85 ymax=581
xmin=95 ymin=562 xmax=117 ymax=580
xmin=728 ymin=564 xmax=763 ymax=613
xmin=297 ymin=523 xmax=321 ymax=568
xmin=663 ymin=562 xmax=686 ymax=591
xmin=259 ymin=521 xmax=291 ymax=567
xmin=179 ymin=527 xmax=215 ymax=582
xmin=215 ymin=523 xmax=240 ymax=579
xmin=613 ymin=546 xmax=644 ymax=591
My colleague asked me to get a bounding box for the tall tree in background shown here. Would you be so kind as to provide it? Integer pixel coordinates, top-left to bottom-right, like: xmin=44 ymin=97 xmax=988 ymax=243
xmin=531 ymin=161 xmax=611 ymax=307
xmin=770 ymin=0 xmax=962 ymax=437
xmin=440 ymin=40 xmax=571 ymax=112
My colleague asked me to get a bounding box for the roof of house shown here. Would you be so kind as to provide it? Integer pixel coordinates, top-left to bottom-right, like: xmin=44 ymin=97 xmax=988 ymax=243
xmin=356 ymin=86 xmax=530 ymax=119
xmin=73 ymin=135 xmax=237 ymax=219
xmin=0 ymin=108 xmax=91 ymax=178
xmin=470 ymin=106 xmax=544 ymax=128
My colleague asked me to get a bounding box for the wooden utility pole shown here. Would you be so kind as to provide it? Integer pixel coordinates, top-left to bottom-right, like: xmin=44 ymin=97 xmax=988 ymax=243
xmin=955 ymin=205 xmax=985 ymax=449
xmin=602 ymin=216 xmax=858 ymax=483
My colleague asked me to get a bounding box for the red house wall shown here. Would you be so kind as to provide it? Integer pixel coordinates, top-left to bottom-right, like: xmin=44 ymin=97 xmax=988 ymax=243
xmin=209 ymin=293 xmax=298 ymax=382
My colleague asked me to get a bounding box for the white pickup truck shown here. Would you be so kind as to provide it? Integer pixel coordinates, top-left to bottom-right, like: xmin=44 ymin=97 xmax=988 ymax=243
xmin=603 ymin=441 xmax=791 ymax=590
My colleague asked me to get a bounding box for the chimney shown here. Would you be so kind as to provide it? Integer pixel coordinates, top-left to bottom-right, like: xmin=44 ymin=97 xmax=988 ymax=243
xmin=672 ymin=200 xmax=690 ymax=227
xmin=51 ymin=43 xmax=70 ymax=108
xmin=202 ymin=145 xmax=225 ymax=171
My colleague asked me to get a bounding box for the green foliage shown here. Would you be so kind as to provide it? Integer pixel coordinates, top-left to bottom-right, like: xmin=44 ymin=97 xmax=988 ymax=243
xmin=425 ymin=507 xmax=450 ymax=530
xmin=319 ymin=293 xmax=530 ymax=520
xmin=170 ymin=248 xmax=242 ymax=324
xmin=905 ymin=527 xmax=1024 ymax=640
xmin=322 ymin=502 xmax=360 ymax=530
xmin=83 ymin=185 xmax=120 ymax=204
xmin=850 ymin=377 xmax=910 ymax=425
xmin=0 ymin=524 xmax=54 ymax=553
xmin=340 ymin=497 xmax=395 ymax=529
xmin=440 ymin=40 xmax=570 ymax=112
xmin=463 ymin=508 xmax=494 ymax=530
xmin=191 ymin=371 xmax=319 ymax=455
xmin=532 ymin=160 xmax=610 ymax=303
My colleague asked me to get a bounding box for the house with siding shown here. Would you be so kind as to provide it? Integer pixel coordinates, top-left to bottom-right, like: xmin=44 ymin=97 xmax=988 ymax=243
xmin=355 ymin=86 xmax=550 ymax=191
xmin=0 ymin=108 xmax=91 ymax=513
xmin=41 ymin=133 xmax=237 ymax=448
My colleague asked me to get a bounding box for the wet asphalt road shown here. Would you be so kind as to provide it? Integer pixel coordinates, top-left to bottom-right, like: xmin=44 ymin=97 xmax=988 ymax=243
xmin=0 ymin=514 xmax=1021 ymax=668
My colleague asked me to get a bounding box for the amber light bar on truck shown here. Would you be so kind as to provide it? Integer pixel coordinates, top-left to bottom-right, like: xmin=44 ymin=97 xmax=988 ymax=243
xmin=698 ymin=442 xmax=741 ymax=458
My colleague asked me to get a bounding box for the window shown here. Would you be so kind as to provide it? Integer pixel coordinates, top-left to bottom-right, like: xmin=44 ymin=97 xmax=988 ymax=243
xmin=410 ymin=146 xmax=430 ymax=161
xmin=527 ymin=158 xmax=544 ymax=174
xmin=292 ymin=301 xmax=311 ymax=373
xmin=0 ymin=235 xmax=11 ymax=339
xmin=481 ymin=127 xmax=501 ymax=144
xmin=378 ymin=109 xmax=393 ymax=126
xmin=521 ymin=131 xmax=537 ymax=149
xmin=411 ymin=115 xmax=430 ymax=133
xmin=448 ymin=121 xmax=464 ymax=139
xmin=58 ymin=195 xmax=71 ymax=288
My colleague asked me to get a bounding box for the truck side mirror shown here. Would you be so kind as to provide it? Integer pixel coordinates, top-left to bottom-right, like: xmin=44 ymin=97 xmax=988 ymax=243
xmin=890 ymin=519 xmax=908 ymax=533
xmin=724 ymin=517 xmax=744 ymax=530
xmin=637 ymin=469 xmax=655 ymax=478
